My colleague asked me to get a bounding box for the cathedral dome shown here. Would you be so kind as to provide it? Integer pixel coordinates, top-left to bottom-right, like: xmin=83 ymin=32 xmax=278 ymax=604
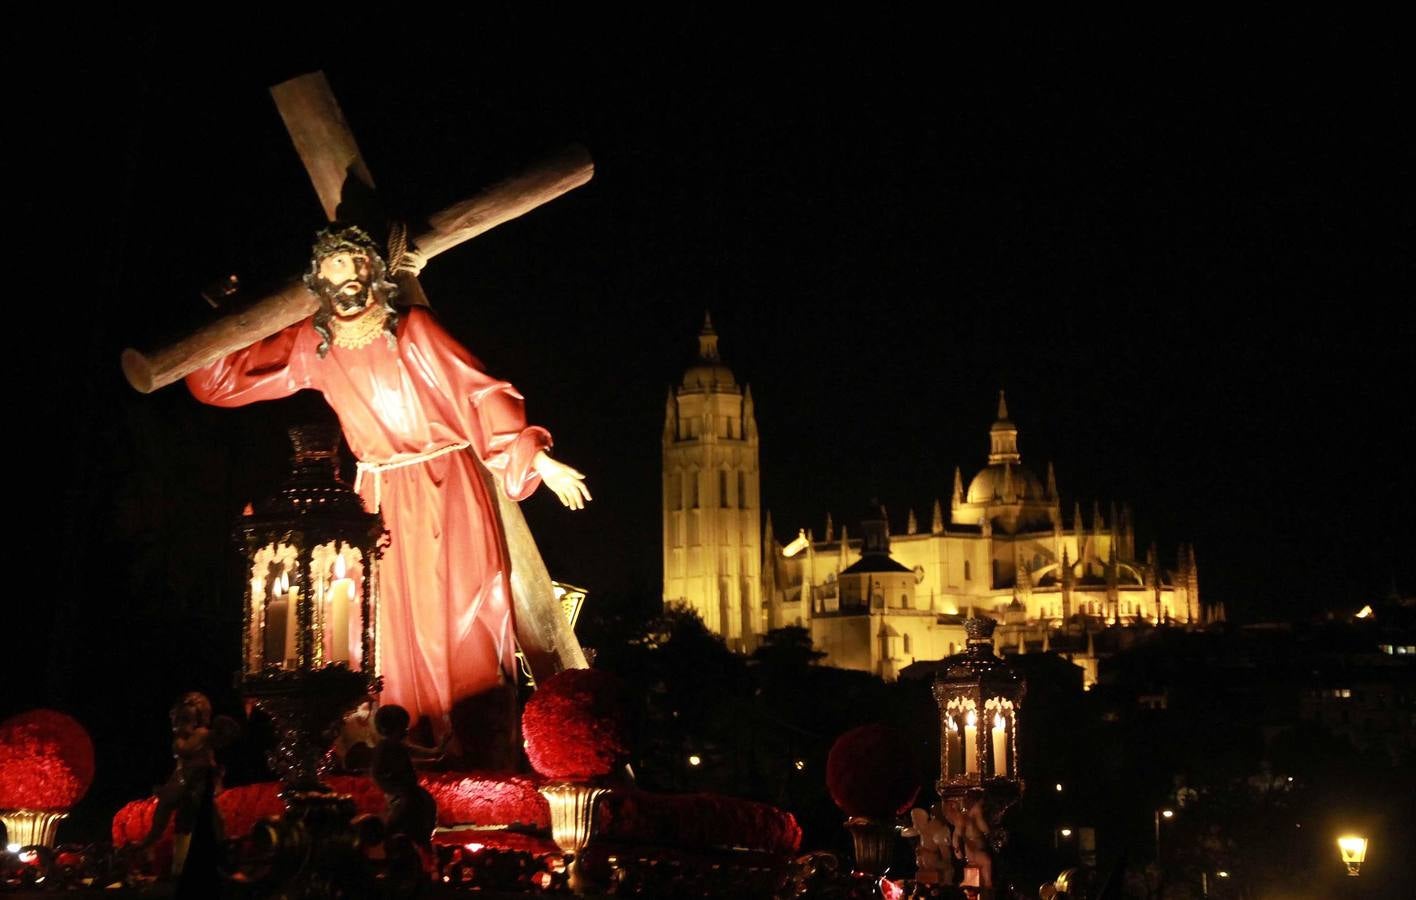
xmin=681 ymin=361 xmax=738 ymax=392
xmin=679 ymin=312 xmax=739 ymax=392
xmin=966 ymin=463 xmax=1046 ymax=504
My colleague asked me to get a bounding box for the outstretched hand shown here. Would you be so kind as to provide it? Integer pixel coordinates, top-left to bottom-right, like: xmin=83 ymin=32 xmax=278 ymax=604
xmin=533 ymin=451 xmax=592 ymax=510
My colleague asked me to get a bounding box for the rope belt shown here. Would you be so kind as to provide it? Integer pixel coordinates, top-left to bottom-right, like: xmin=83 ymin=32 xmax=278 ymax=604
xmin=354 ymin=440 xmax=473 ymax=513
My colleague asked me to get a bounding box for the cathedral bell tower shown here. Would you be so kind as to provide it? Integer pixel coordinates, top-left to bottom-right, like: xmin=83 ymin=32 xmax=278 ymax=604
xmin=662 ymin=314 xmax=764 ymax=650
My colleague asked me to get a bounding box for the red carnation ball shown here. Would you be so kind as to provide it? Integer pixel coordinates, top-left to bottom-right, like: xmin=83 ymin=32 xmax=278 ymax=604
xmin=0 ymin=710 xmax=95 ymax=811
xmin=521 ymin=668 xmax=630 ymax=780
xmin=825 ymin=723 xmax=920 ymax=820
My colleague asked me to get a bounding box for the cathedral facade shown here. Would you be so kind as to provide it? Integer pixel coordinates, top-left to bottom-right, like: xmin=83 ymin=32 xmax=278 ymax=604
xmin=661 ymin=316 xmax=765 ymax=650
xmin=662 ymin=323 xmax=1222 ymax=679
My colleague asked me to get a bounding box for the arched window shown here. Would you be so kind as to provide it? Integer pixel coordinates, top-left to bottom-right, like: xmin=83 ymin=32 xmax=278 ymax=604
xmin=964 ymin=560 xmax=972 ymax=581
xmin=719 ymin=470 xmax=728 ymax=508
xmin=737 ymin=471 xmax=747 ymax=509
xmin=691 ymin=473 xmax=700 ymax=509
xmin=903 ymin=633 xmax=912 ymax=656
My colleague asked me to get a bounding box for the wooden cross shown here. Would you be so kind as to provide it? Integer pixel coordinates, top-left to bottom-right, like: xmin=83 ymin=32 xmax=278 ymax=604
xmin=121 ymin=70 xmax=590 ymax=680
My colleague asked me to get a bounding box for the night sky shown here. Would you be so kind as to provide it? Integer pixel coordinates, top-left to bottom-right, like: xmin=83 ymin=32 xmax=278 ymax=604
xmin=12 ymin=15 xmax=1412 ymax=706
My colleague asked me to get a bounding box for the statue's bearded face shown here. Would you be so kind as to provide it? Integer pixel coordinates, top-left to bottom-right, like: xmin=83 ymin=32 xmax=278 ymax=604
xmin=314 ymin=251 xmax=378 ymax=318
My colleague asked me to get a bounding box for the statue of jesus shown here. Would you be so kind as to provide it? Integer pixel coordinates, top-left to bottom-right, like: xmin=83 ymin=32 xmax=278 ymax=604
xmin=187 ymin=225 xmax=590 ymax=753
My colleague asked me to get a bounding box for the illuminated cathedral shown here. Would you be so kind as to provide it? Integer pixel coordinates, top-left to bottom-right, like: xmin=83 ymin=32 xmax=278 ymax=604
xmin=662 ymin=319 xmax=1224 ymax=680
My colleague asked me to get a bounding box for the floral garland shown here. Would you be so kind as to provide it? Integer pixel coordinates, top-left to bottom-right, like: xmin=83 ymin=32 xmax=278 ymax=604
xmin=0 ymin=710 xmax=95 ymax=811
xmin=521 ymin=669 xmax=630 ymax=781
xmin=112 ymin=772 xmax=800 ymax=855
xmin=113 ymin=772 xmax=548 ymax=847
xmin=597 ymin=789 xmax=803 ymax=854
xmin=825 ymin=723 xmax=921 ymax=820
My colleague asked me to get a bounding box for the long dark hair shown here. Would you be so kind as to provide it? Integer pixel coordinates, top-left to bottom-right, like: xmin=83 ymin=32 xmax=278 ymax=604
xmin=304 ymin=224 xmax=401 ymax=357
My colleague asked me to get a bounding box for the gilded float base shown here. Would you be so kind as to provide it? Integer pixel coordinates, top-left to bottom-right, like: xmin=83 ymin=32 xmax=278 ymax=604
xmin=0 ymin=810 xmax=67 ymax=848
xmin=539 ymin=783 xmax=608 ymax=894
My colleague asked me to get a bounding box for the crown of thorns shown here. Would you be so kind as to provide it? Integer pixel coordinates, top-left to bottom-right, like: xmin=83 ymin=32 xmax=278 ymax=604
xmin=310 ymin=224 xmax=386 ymax=266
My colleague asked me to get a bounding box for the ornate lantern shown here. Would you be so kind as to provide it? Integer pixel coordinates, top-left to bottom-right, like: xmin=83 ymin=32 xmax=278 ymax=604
xmin=931 ymin=616 xmax=1025 ymax=889
xmin=236 ymin=424 xmax=384 ymax=793
xmin=933 ymin=617 xmax=1024 ymax=795
xmin=1337 ymin=835 xmax=1368 ymax=876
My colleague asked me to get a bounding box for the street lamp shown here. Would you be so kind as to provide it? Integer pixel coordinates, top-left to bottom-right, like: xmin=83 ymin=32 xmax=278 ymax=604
xmin=1337 ymin=835 xmax=1368 ymax=877
xmin=1154 ymin=808 xmax=1174 ymax=859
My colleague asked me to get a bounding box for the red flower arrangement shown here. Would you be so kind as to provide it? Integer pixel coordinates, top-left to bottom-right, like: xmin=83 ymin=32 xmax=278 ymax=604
xmin=825 ymin=724 xmax=920 ymax=820
xmin=113 ymin=772 xmax=550 ymax=847
xmin=113 ymin=768 xmax=801 ymax=858
xmin=0 ymin=710 xmax=95 ymax=811
xmin=597 ymin=789 xmax=803 ymax=854
xmin=423 ymin=772 xmax=548 ymax=829
xmin=521 ymin=669 xmax=630 ymax=780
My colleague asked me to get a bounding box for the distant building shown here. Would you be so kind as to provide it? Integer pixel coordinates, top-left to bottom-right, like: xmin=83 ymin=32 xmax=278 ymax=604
xmin=662 ymin=320 xmax=1223 ymax=678
xmin=661 ymin=315 xmax=764 ymax=651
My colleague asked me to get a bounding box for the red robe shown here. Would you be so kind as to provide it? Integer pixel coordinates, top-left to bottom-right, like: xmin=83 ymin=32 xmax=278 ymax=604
xmin=187 ymin=307 xmax=550 ymax=734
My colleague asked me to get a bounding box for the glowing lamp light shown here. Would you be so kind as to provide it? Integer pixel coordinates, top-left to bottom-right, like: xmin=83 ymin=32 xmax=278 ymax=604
xmin=464 ymin=842 xmax=485 ymax=853
xmin=1055 ymin=783 xmax=1064 ymax=792
xmin=236 ymin=425 xmax=383 ymax=679
xmin=687 ymin=754 xmax=702 ymax=767
xmin=1355 ymin=605 xmax=1373 ymax=619
xmin=1337 ymin=835 xmax=1368 ymax=876
xmin=5 ymin=844 xmax=18 ymax=854
xmin=1059 ymin=828 xmax=1073 ymax=838
xmin=782 ymin=530 xmax=811 ymax=558
xmin=1216 ymin=871 xmax=1230 ymax=879
xmin=933 ymin=616 xmax=1025 ymax=801
xmin=793 ymin=759 xmax=806 ymax=771
xmin=1161 ymin=809 xmax=1175 ymax=819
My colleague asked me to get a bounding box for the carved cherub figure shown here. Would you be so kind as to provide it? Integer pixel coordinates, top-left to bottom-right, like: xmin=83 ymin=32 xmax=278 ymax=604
xmin=940 ymin=796 xmax=994 ymax=888
xmin=370 ymin=704 xmax=447 ymax=851
xmin=901 ymin=806 xmax=955 ymax=884
xmin=138 ymin=692 xmax=239 ymax=875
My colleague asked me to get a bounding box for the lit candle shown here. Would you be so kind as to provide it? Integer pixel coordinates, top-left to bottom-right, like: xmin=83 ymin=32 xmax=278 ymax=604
xmin=285 ymin=581 xmax=300 ymax=666
xmin=992 ymin=714 xmax=1008 ymax=776
xmin=249 ymin=576 xmax=264 ymax=669
xmin=964 ymin=709 xmax=978 ymax=774
xmin=264 ymin=574 xmax=288 ymax=667
xmin=328 ymin=555 xmax=355 ymax=663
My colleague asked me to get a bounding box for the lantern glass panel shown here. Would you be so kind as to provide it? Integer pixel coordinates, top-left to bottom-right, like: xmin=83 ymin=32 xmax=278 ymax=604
xmin=311 ymin=541 xmax=366 ymax=669
xmin=247 ymin=542 xmax=303 ymax=672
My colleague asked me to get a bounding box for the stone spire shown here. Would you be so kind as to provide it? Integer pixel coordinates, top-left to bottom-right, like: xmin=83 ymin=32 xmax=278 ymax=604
xmin=987 ymin=391 xmax=1022 ymax=464
xmin=838 ymin=525 xmax=851 ymax=571
xmin=931 ymin=499 xmax=945 ymax=535
xmin=951 ymin=466 xmax=964 ymax=509
xmin=907 ymin=508 xmax=919 ymax=535
xmin=1187 ymin=546 xmax=1199 ymax=623
xmin=1121 ymin=503 xmax=1135 ymax=559
xmin=1061 ymin=546 xmax=1074 ymax=620
xmin=698 ymin=310 xmax=719 ymax=360
xmin=1046 ymin=461 xmax=1058 ymax=500
xmin=1106 ymin=540 xmax=1119 ymax=621
xmin=824 ymin=512 xmax=834 ymax=542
